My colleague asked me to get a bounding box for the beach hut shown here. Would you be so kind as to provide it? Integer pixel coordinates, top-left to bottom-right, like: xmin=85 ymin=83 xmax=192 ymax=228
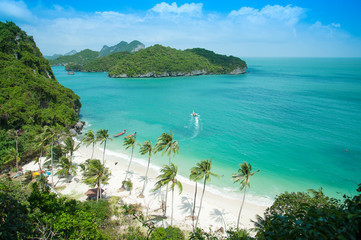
xmin=84 ymin=188 xmax=104 ymax=200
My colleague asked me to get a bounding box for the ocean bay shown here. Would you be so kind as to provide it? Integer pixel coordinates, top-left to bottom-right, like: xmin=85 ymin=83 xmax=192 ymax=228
xmin=53 ymin=58 xmax=361 ymax=202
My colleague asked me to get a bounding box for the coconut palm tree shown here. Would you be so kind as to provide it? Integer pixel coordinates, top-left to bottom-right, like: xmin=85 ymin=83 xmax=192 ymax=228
xmin=195 ymin=158 xmax=219 ymax=228
xmin=6 ymin=129 xmax=22 ymax=184
xmin=82 ymin=129 xmax=97 ymax=159
xmin=138 ymin=140 xmax=153 ymax=198
xmin=154 ymin=131 xmax=179 ymax=165
xmin=189 ymin=165 xmax=202 ymax=230
xmin=122 ymin=136 xmax=136 ymax=184
xmin=154 ymin=131 xmax=179 ymax=215
xmin=96 ymin=129 xmax=112 ymax=164
xmin=63 ymin=137 xmax=80 ymax=162
xmin=153 ymin=163 xmax=182 ymax=226
xmin=232 ymin=161 xmax=260 ymax=229
xmin=34 ymin=127 xmax=50 ymax=171
xmin=80 ymin=158 xmax=110 ymax=201
xmin=56 ymin=156 xmax=77 ymax=183
xmin=43 ymin=125 xmax=63 ymax=186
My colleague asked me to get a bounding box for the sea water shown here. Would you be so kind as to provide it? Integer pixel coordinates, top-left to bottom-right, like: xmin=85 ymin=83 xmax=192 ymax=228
xmin=53 ymin=58 xmax=361 ymax=204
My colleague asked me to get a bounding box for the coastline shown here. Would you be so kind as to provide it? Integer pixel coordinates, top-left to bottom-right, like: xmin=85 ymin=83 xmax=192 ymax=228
xmin=23 ymin=140 xmax=270 ymax=232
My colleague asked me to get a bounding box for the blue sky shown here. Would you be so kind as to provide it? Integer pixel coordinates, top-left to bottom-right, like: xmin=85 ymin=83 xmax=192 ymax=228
xmin=1 ymin=0 xmax=361 ymax=57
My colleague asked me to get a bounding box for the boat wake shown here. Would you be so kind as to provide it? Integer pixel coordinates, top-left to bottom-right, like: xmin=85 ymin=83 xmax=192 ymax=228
xmin=189 ymin=114 xmax=201 ymax=139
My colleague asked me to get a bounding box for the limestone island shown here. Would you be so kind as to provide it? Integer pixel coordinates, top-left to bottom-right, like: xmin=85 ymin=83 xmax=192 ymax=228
xmin=60 ymin=44 xmax=247 ymax=78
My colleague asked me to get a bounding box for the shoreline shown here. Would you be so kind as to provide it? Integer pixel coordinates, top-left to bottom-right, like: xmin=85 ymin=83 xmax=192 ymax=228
xmin=23 ymin=139 xmax=270 ymax=232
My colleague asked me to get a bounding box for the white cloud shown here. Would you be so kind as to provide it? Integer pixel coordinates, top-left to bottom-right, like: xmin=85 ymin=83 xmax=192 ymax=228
xmin=150 ymin=2 xmax=203 ymax=16
xmin=0 ymin=0 xmax=33 ymax=22
xmin=4 ymin=1 xmax=360 ymax=57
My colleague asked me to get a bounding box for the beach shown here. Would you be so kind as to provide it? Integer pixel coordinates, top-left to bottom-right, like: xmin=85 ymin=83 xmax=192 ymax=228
xmin=23 ymin=141 xmax=269 ymax=233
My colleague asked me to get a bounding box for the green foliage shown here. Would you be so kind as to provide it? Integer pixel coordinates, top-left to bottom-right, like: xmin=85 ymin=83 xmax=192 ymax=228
xmin=188 ymin=228 xmax=218 ymax=240
xmin=65 ymin=62 xmax=82 ymax=71
xmin=186 ymin=48 xmax=247 ymax=74
xmin=254 ymin=186 xmax=361 ymax=239
xmin=81 ymin=51 xmax=131 ymax=72
xmin=100 ymin=40 xmax=144 ymax=57
xmin=226 ymin=228 xmax=252 ymax=240
xmin=0 ymin=21 xmax=81 ymax=170
xmin=108 ymin=45 xmax=247 ymax=77
xmin=150 ymin=226 xmax=185 ymax=240
xmin=49 ymin=49 xmax=100 ymax=66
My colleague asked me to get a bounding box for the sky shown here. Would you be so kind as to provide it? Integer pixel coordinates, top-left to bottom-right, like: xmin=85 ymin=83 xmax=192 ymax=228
xmin=1 ymin=0 xmax=361 ymax=57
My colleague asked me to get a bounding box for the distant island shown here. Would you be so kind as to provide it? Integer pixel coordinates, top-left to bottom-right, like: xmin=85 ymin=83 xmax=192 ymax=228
xmin=48 ymin=40 xmax=145 ymax=66
xmin=51 ymin=43 xmax=247 ymax=78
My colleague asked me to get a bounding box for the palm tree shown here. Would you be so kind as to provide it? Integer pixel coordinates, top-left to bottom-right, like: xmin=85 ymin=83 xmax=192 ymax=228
xmin=232 ymin=161 xmax=260 ymax=229
xmin=63 ymin=137 xmax=80 ymax=162
xmin=7 ymin=129 xmax=22 ymax=184
xmin=189 ymin=166 xmax=202 ymax=230
xmin=138 ymin=140 xmax=153 ymax=198
xmin=154 ymin=131 xmax=179 ymax=165
xmin=81 ymin=159 xmax=110 ymax=201
xmin=96 ymin=129 xmax=112 ymax=164
xmin=56 ymin=156 xmax=77 ymax=183
xmin=154 ymin=131 xmax=179 ymax=216
xmin=43 ymin=125 xmax=63 ymax=186
xmin=96 ymin=129 xmax=112 ymax=199
xmin=82 ymin=129 xmax=97 ymax=159
xmin=34 ymin=127 xmax=50 ymax=171
xmin=195 ymin=159 xmax=219 ymax=228
xmin=122 ymin=136 xmax=136 ymax=185
xmin=153 ymin=163 xmax=182 ymax=226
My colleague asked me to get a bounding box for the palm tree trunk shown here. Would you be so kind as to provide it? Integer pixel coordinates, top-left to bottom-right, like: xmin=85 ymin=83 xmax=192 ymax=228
xmin=97 ymin=179 xmax=100 ymax=201
xmin=99 ymin=140 xmax=106 ymax=199
xmin=51 ymin=137 xmax=54 ymax=187
xmin=237 ymin=185 xmax=247 ymax=229
xmin=124 ymin=145 xmax=134 ymax=181
xmin=192 ymin=182 xmax=198 ymax=230
xmin=171 ymin=187 xmax=174 ymax=226
xmin=16 ymin=137 xmax=21 ymax=186
xmin=141 ymin=154 xmax=150 ymax=195
xmin=91 ymin=142 xmax=94 ymax=159
xmin=38 ymin=148 xmax=43 ymax=171
xmin=164 ymin=154 xmax=171 ymax=216
xmin=195 ymin=177 xmax=207 ymax=228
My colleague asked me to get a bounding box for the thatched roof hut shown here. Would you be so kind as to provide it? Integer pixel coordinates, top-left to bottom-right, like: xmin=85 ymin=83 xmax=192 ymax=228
xmin=84 ymin=188 xmax=104 ymax=200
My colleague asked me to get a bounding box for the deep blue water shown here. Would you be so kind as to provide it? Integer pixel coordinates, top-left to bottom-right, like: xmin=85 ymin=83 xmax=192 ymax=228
xmin=53 ymin=58 xmax=361 ymax=203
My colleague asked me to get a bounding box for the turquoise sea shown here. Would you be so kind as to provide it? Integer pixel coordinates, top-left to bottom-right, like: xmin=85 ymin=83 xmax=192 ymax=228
xmin=53 ymin=58 xmax=361 ymax=204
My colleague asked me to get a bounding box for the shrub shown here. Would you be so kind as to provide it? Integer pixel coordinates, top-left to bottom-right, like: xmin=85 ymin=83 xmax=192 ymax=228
xmin=150 ymin=226 xmax=184 ymax=240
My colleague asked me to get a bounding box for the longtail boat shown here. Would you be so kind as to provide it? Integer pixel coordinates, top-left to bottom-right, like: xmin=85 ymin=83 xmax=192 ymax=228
xmin=114 ymin=130 xmax=126 ymax=137
xmin=124 ymin=132 xmax=136 ymax=138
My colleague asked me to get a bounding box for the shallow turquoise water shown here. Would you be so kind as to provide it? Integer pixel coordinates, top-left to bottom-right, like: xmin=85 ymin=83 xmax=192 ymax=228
xmin=53 ymin=58 xmax=361 ymax=202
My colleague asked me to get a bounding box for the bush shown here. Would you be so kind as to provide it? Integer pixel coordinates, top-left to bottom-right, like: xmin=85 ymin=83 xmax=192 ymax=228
xmin=150 ymin=226 xmax=184 ymax=240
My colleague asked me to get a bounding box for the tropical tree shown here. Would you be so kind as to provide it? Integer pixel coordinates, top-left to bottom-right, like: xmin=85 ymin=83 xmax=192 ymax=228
xmin=122 ymin=136 xmax=136 ymax=185
xmin=82 ymin=129 xmax=97 ymax=159
xmin=195 ymin=159 xmax=218 ymax=228
xmin=6 ymin=130 xmax=21 ymax=173
xmin=43 ymin=125 xmax=63 ymax=186
xmin=138 ymin=140 xmax=153 ymax=198
xmin=154 ymin=131 xmax=179 ymax=165
xmin=63 ymin=137 xmax=80 ymax=162
xmin=154 ymin=131 xmax=179 ymax=215
xmin=56 ymin=156 xmax=77 ymax=183
xmin=189 ymin=166 xmax=202 ymax=230
xmin=232 ymin=161 xmax=259 ymax=229
xmin=4 ymin=148 xmax=20 ymax=173
xmin=96 ymin=129 xmax=112 ymax=164
xmin=80 ymin=158 xmax=110 ymax=201
xmin=34 ymin=127 xmax=50 ymax=171
xmin=153 ymin=163 xmax=183 ymax=226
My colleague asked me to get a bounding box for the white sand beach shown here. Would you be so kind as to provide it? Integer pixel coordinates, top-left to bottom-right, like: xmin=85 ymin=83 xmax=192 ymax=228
xmin=22 ymin=141 xmax=270 ymax=234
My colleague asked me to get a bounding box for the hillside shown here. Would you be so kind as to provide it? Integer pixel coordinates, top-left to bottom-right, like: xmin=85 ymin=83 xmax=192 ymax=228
xmin=100 ymin=40 xmax=144 ymax=57
xmin=49 ymin=49 xmax=99 ymax=66
xmin=108 ymin=45 xmax=247 ymax=78
xmin=49 ymin=40 xmax=144 ymax=66
xmin=0 ymin=21 xmax=81 ymax=165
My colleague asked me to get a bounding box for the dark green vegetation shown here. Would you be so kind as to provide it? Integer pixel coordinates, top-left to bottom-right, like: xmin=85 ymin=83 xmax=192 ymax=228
xmin=0 ymin=21 xmax=81 ymax=169
xmin=2 ymin=176 xmax=360 ymax=239
xmin=50 ymin=49 xmax=100 ymax=66
xmin=81 ymin=51 xmax=131 ymax=72
xmin=50 ymin=40 xmax=144 ymax=67
xmin=108 ymin=45 xmax=247 ymax=77
xmin=100 ymin=40 xmax=144 ymax=57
